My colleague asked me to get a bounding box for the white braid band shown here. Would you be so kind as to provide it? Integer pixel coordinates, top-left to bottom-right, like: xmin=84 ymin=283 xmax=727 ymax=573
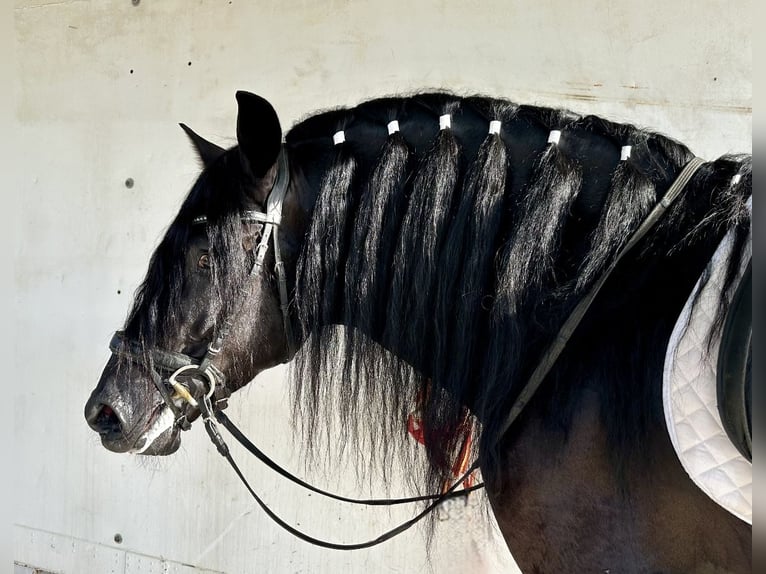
xmin=620 ymin=145 xmax=632 ymax=161
xmin=731 ymin=173 xmax=742 ymax=186
xmin=547 ymin=130 xmax=561 ymax=145
xmin=387 ymin=120 xmax=400 ymax=135
xmin=489 ymin=120 xmax=502 ymax=135
xmin=439 ymin=114 xmax=451 ymax=130
xmin=333 ymin=130 xmax=345 ymax=145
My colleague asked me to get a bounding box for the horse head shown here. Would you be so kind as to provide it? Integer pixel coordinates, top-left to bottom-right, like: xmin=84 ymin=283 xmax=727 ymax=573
xmin=84 ymin=92 xmax=303 ymax=455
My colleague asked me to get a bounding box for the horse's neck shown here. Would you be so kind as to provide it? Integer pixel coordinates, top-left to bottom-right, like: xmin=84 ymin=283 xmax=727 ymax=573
xmin=487 ymin=389 xmax=751 ymax=573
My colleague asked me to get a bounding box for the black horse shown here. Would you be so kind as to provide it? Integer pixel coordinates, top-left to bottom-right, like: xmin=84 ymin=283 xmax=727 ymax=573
xmin=85 ymin=91 xmax=751 ymax=572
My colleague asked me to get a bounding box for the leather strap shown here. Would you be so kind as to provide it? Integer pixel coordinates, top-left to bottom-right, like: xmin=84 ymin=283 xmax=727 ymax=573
xmin=110 ymin=148 xmax=293 ymax=432
xmin=216 ymin=411 xmax=483 ymax=505
xmin=208 ymin=411 xmax=481 ymax=551
xmin=717 ymin=259 xmax=752 ymax=460
xmin=496 ymin=157 xmax=706 ymax=442
xmin=197 ymin=147 xmax=295 ymax=375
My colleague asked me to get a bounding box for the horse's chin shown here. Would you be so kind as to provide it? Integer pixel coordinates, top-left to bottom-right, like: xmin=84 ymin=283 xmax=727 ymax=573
xmin=98 ymin=429 xmax=180 ymax=455
xmin=97 ymin=405 xmax=182 ymax=456
xmin=134 ymin=429 xmax=182 ymax=456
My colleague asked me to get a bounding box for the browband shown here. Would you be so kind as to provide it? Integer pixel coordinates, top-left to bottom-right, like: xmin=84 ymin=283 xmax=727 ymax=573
xmin=192 ymin=147 xmax=291 ymax=227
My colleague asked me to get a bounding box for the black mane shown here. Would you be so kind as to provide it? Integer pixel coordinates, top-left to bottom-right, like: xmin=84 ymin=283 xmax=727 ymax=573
xmin=287 ymin=92 xmax=751 ymax=493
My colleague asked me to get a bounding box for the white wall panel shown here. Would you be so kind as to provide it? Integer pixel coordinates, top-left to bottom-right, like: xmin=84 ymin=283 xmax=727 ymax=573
xmin=11 ymin=1 xmax=750 ymax=573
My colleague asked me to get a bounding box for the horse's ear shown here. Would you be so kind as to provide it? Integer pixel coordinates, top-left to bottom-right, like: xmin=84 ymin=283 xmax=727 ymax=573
xmin=179 ymin=123 xmax=226 ymax=167
xmin=235 ymin=91 xmax=282 ymax=179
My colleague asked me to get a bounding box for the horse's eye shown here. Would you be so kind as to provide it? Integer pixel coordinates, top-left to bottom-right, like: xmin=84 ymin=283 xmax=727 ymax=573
xmin=198 ymin=253 xmax=211 ymax=270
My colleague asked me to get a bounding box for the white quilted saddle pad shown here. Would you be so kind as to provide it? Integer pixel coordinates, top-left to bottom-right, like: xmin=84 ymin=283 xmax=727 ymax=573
xmin=663 ymin=222 xmax=751 ymax=524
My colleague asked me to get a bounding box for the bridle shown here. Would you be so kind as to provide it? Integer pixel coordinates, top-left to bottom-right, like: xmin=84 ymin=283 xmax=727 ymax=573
xmin=110 ymin=147 xmax=294 ymax=432
xmin=108 ymin=146 xmax=706 ymax=550
xmin=108 ymin=147 xmax=483 ymax=550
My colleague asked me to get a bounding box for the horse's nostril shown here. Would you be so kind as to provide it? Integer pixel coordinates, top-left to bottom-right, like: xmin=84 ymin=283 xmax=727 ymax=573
xmin=90 ymin=404 xmax=123 ymax=435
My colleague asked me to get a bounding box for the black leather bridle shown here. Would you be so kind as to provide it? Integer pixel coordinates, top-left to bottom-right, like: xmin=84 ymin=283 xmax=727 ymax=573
xmin=108 ymin=151 xmax=708 ymax=550
xmin=110 ymin=148 xmax=294 ymax=431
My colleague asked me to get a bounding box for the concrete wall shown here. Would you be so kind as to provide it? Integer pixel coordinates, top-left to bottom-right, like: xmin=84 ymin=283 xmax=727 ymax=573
xmin=10 ymin=1 xmax=750 ymax=573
